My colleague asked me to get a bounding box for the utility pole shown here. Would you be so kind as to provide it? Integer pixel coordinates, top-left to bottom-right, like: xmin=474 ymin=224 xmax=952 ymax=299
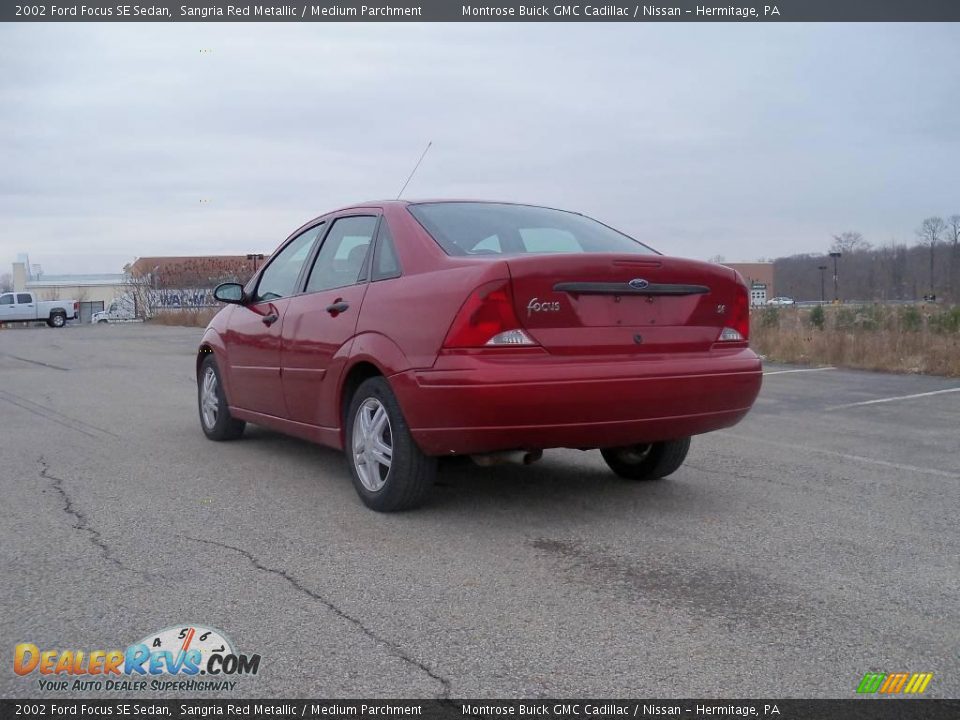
xmin=829 ymin=251 xmax=842 ymax=302
xmin=818 ymin=265 xmax=827 ymax=304
xmin=246 ymin=253 xmax=265 ymax=272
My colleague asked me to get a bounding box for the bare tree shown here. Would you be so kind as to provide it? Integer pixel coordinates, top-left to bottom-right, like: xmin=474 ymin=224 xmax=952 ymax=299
xmin=830 ymin=231 xmax=871 ymax=254
xmin=122 ymin=262 xmax=153 ymax=319
xmin=948 ymin=214 xmax=960 ymax=301
xmin=916 ymin=217 xmax=946 ymax=299
xmin=0 ymin=273 xmax=11 ymax=292
xmin=949 ymin=215 xmax=960 ymax=246
xmin=707 ymin=254 xmax=726 ymax=264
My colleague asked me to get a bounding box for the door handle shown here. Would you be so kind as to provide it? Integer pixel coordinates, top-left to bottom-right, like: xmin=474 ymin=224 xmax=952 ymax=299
xmin=262 ymin=313 xmax=279 ymax=326
xmin=325 ymin=301 xmax=350 ymax=315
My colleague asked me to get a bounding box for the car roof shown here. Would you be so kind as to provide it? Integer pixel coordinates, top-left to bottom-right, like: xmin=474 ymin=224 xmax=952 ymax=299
xmin=288 ymin=199 xmax=591 ymax=243
xmin=334 ymin=199 xmax=584 ymax=214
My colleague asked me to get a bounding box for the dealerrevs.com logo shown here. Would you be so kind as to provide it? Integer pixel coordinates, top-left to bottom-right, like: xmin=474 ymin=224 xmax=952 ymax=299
xmin=14 ymin=624 xmax=260 ymax=692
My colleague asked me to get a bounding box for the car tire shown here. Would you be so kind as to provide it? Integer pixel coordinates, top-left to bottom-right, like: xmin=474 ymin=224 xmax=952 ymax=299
xmin=601 ymin=437 xmax=691 ymax=481
xmin=48 ymin=312 xmax=66 ymax=328
xmin=97 ymin=319 xmax=108 ymax=325
xmin=198 ymin=355 xmax=245 ymax=441
xmin=345 ymin=377 xmax=436 ymax=512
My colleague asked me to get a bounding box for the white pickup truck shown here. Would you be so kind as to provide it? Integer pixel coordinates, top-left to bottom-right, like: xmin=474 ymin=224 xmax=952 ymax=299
xmin=0 ymin=291 xmax=78 ymax=328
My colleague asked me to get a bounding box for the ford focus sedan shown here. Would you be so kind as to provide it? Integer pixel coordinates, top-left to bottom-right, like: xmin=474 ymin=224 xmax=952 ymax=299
xmin=197 ymin=201 xmax=762 ymax=511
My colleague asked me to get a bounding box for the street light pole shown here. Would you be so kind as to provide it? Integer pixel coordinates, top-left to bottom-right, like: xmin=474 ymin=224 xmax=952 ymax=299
xmin=829 ymin=252 xmax=842 ymax=302
xmin=817 ymin=265 xmax=827 ymax=304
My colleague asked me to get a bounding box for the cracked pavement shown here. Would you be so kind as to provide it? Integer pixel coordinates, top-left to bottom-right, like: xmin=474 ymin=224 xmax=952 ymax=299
xmin=1 ymin=324 xmax=958 ymax=697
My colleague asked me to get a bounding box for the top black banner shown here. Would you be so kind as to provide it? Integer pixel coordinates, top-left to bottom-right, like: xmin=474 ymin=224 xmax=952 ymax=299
xmin=4 ymin=0 xmax=960 ymax=22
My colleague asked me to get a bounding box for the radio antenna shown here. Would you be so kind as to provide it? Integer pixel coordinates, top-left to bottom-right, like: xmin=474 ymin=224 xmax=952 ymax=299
xmin=396 ymin=141 xmax=432 ymax=199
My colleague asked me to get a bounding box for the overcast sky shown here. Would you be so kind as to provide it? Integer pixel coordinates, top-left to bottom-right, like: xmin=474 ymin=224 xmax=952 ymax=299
xmin=1 ymin=22 xmax=958 ymax=275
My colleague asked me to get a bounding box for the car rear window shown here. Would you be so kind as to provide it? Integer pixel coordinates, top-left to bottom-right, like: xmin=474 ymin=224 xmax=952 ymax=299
xmin=408 ymin=202 xmax=657 ymax=257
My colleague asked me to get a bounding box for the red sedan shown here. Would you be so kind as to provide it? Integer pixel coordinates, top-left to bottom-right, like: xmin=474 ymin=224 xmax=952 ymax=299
xmin=197 ymin=201 xmax=762 ymax=511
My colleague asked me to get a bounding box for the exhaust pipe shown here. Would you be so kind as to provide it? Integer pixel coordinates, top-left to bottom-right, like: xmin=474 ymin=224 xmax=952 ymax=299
xmin=471 ymin=450 xmax=543 ymax=467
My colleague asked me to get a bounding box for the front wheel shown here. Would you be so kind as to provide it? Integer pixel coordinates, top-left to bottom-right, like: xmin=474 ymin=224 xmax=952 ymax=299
xmin=601 ymin=438 xmax=691 ymax=481
xmin=198 ymin=356 xmax=245 ymax=441
xmin=345 ymin=377 xmax=436 ymax=512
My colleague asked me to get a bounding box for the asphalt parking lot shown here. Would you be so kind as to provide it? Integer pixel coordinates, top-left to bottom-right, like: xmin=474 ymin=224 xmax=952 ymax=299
xmin=1 ymin=323 xmax=958 ymax=698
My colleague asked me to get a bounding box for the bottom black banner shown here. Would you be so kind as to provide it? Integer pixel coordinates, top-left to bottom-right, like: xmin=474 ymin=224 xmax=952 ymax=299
xmin=2 ymin=700 xmax=958 ymax=720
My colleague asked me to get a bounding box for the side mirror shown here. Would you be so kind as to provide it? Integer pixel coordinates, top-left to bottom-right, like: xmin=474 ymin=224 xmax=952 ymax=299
xmin=214 ymin=282 xmax=245 ymax=304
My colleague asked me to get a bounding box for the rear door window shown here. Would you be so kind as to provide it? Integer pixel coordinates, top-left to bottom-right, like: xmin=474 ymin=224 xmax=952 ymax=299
xmin=305 ymin=216 xmax=377 ymax=292
xmin=17 ymin=294 xmax=33 ymax=303
xmin=372 ymin=218 xmax=402 ymax=281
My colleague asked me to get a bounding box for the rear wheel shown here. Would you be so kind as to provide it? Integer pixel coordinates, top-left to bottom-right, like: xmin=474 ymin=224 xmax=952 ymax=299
xmin=346 ymin=377 xmax=436 ymax=512
xmin=601 ymin=438 xmax=691 ymax=481
xmin=48 ymin=312 xmax=66 ymax=328
xmin=198 ymin=356 xmax=245 ymax=441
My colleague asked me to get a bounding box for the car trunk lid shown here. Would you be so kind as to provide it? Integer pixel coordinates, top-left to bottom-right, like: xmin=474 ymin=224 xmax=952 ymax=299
xmin=506 ymin=254 xmax=743 ymax=354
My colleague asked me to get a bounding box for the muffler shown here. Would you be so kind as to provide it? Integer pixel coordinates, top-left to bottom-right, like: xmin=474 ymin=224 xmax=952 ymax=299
xmin=471 ymin=449 xmax=543 ymax=467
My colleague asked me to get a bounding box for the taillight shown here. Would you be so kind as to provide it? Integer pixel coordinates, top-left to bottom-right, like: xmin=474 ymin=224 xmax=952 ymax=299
xmin=718 ymin=277 xmax=750 ymax=343
xmin=443 ymin=280 xmax=537 ymax=348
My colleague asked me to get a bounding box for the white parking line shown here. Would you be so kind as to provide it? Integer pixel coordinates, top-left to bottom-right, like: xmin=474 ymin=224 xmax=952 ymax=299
xmin=719 ymin=432 xmax=960 ymax=479
xmin=826 ymin=387 xmax=960 ymax=411
xmin=763 ymin=366 xmax=835 ymax=376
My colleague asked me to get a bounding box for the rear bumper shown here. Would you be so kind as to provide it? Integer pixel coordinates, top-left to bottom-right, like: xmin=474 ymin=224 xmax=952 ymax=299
xmin=391 ymin=347 xmax=762 ymax=455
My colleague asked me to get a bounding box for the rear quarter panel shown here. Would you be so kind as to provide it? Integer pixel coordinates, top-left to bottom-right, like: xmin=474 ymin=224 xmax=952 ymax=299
xmin=352 ymin=205 xmax=512 ymax=373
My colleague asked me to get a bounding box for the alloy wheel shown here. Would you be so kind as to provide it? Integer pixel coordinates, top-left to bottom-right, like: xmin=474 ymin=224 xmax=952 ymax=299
xmin=352 ymin=398 xmax=393 ymax=492
xmin=200 ymin=366 xmax=219 ymax=429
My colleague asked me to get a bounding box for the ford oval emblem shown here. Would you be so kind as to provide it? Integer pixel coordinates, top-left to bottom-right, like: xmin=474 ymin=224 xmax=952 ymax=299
xmin=628 ymin=278 xmax=649 ymax=290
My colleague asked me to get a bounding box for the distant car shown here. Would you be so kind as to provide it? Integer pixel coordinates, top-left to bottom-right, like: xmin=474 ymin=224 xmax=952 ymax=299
xmin=196 ymin=201 xmax=763 ymax=511
xmin=0 ymin=291 xmax=77 ymax=327
xmin=766 ymin=296 xmax=795 ymax=306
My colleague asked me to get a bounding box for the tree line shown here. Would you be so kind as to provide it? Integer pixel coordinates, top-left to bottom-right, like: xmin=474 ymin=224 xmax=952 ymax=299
xmin=773 ymin=215 xmax=960 ymax=303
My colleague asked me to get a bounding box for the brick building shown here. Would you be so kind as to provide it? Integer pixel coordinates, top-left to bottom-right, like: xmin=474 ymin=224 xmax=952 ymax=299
xmin=723 ymin=262 xmax=775 ymax=306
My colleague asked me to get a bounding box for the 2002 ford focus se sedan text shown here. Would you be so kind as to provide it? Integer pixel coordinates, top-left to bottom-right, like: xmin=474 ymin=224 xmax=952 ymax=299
xmin=197 ymin=201 xmax=762 ymax=511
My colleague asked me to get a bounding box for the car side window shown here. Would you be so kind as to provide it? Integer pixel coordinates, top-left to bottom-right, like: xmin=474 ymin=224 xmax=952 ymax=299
xmin=372 ymin=218 xmax=402 ymax=281
xmin=0 ymin=294 xmax=14 ymax=305
xmin=254 ymin=224 xmax=324 ymax=302
xmin=304 ymin=216 xmax=377 ymax=293
xmin=17 ymin=294 xmax=32 ymax=303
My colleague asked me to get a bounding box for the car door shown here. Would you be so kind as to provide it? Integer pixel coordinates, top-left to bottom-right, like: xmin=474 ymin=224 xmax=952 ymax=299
xmin=280 ymin=214 xmax=379 ymax=428
xmin=15 ymin=293 xmax=36 ymax=321
xmin=0 ymin=293 xmax=16 ymax=322
xmin=221 ymin=224 xmax=324 ymax=417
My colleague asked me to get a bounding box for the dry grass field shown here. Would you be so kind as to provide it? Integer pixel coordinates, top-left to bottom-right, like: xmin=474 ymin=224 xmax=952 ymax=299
xmin=751 ymin=304 xmax=960 ymax=377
